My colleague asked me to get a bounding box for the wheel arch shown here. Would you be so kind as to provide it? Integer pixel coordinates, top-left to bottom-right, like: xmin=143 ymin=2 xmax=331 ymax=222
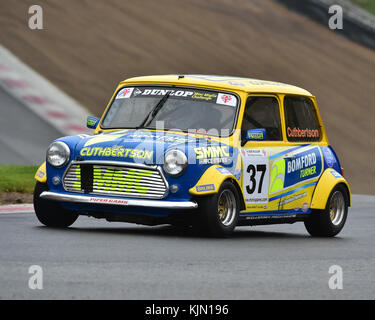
xmin=226 ymin=177 xmax=246 ymax=211
xmin=189 ymin=165 xmax=246 ymax=210
xmin=311 ymin=169 xmax=351 ymax=210
xmin=336 ymin=182 xmax=351 ymax=206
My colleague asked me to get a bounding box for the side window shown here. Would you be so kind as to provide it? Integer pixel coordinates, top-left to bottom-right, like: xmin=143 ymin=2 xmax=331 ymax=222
xmin=284 ymin=96 xmax=321 ymax=142
xmin=242 ymin=96 xmax=282 ymax=141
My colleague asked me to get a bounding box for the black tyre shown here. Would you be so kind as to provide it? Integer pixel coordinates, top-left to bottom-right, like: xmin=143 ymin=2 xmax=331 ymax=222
xmin=194 ymin=181 xmax=240 ymax=237
xmin=304 ymin=184 xmax=348 ymax=237
xmin=33 ymin=182 xmax=78 ymax=228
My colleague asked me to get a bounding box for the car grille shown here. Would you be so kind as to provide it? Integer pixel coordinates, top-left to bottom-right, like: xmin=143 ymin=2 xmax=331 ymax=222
xmin=63 ymin=162 xmax=168 ymax=199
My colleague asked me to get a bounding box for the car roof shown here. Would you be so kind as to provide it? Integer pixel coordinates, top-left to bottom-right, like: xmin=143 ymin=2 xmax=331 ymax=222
xmin=121 ymin=74 xmax=313 ymax=96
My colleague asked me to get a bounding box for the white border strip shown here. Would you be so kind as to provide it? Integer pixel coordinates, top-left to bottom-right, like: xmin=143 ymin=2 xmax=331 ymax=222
xmin=0 ymin=204 xmax=34 ymax=214
xmin=0 ymin=45 xmax=91 ymax=136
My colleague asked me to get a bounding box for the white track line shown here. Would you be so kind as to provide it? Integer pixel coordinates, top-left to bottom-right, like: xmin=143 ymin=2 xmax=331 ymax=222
xmin=0 ymin=45 xmax=91 ymax=136
xmin=0 ymin=204 xmax=34 ymax=214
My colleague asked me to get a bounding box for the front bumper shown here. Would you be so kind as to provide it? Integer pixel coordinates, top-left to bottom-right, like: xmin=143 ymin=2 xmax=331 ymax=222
xmin=40 ymin=191 xmax=198 ymax=210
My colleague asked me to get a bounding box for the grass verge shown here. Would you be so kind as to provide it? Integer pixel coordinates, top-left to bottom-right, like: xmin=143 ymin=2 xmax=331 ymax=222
xmin=350 ymin=0 xmax=375 ymax=15
xmin=0 ymin=165 xmax=38 ymax=193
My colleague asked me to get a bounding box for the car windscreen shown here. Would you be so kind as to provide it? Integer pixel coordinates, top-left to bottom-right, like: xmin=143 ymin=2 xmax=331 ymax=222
xmin=101 ymin=86 xmax=239 ymax=135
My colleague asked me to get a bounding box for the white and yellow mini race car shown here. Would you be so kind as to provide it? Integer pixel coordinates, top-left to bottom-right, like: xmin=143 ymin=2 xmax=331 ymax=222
xmin=34 ymin=75 xmax=350 ymax=237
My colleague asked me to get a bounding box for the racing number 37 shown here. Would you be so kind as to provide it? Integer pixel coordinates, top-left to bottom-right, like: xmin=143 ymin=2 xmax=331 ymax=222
xmin=242 ymin=151 xmax=269 ymax=204
xmin=246 ymin=164 xmax=266 ymax=194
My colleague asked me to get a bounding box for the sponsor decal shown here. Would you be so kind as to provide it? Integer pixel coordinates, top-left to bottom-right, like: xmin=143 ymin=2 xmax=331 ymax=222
xmin=83 ymin=134 xmax=124 ymax=147
xmin=278 ymin=192 xmax=307 ymax=206
xmin=216 ymin=93 xmax=237 ymax=107
xmin=228 ymin=81 xmax=245 ymax=87
xmin=191 ymin=92 xmax=218 ymax=102
xmin=159 ymin=134 xmax=201 ymax=144
xmin=196 ymin=184 xmax=215 ymax=192
xmin=117 ymin=87 xmax=134 ymax=99
xmin=197 ymin=158 xmax=230 ymax=165
xmin=123 ymin=132 xmax=192 ymax=144
xmin=84 ymin=131 xmax=205 ymax=147
xmin=70 ymin=167 xmax=154 ymax=195
xmin=300 ymin=165 xmax=317 ymax=179
xmin=245 ymin=214 xmax=298 ymax=220
xmin=200 ymin=158 xmax=230 ymax=164
xmin=93 ymin=168 xmax=153 ymax=194
xmin=287 ymin=127 xmax=319 ymax=139
xmin=322 ymin=147 xmax=335 ymax=168
xmin=330 ymin=170 xmax=342 ymax=179
xmin=89 ymin=197 xmax=129 ymax=205
xmin=215 ymin=167 xmax=240 ymax=179
xmin=284 ymin=148 xmax=322 ymax=188
xmin=287 ymin=152 xmax=316 ymax=174
xmin=187 ymin=75 xmax=242 ymax=82
xmin=271 ymin=214 xmax=298 ymax=219
xmin=156 ymin=136 xmax=188 ymax=144
xmin=247 ymin=130 xmax=264 ymax=141
xmin=36 ymin=170 xmax=45 ymax=179
xmin=247 ymin=79 xmax=293 ymax=87
xmin=133 ymin=88 xmax=143 ymax=96
xmin=139 ymin=88 xmax=194 ymax=98
xmin=270 ymin=147 xmax=322 ymax=194
xmin=302 ymin=202 xmax=309 ymax=212
xmin=80 ymin=147 xmax=153 ymax=160
xmin=194 ymin=146 xmax=231 ymax=164
xmin=246 ymin=204 xmax=268 ymax=210
xmin=115 ymin=86 xmax=237 ymax=107
xmin=216 ymin=167 xmax=230 ymax=175
xmin=234 ymin=169 xmax=241 ymax=181
xmin=241 ymin=149 xmax=267 ymax=157
xmin=194 ymin=146 xmax=230 ymax=159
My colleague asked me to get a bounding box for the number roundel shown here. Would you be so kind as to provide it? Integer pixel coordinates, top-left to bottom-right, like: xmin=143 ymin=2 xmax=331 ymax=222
xmin=246 ymin=164 xmax=266 ymax=195
xmin=241 ymin=150 xmax=269 ymax=204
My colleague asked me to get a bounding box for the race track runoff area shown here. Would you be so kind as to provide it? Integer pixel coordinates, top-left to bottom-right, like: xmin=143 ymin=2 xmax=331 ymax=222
xmin=0 ymin=194 xmax=374 ymax=299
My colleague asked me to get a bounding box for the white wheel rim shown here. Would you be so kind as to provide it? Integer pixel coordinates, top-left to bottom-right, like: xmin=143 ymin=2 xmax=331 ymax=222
xmin=217 ymin=189 xmax=236 ymax=226
xmin=329 ymin=191 xmax=345 ymax=226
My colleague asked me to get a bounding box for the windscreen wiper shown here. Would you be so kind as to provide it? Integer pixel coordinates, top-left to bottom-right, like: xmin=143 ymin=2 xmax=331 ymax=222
xmin=137 ymin=92 xmax=171 ymax=129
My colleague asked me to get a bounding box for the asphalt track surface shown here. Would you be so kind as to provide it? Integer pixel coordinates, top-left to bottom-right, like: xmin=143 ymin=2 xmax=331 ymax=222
xmin=0 ymin=86 xmax=61 ymax=165
xmin=0 ymin=194 xmax=374 ymax=300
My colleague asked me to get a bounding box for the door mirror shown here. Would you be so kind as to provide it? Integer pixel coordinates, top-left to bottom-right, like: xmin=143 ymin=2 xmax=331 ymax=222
xmin=246 ymin=129 xmax=266 ymax=141
xmin=87 ymin=116 xmax=100 ymax=129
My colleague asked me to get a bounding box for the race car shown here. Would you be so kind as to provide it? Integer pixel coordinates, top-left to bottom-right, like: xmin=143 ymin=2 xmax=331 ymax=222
xmin=34 ymin=75 xmax=350 ymax=237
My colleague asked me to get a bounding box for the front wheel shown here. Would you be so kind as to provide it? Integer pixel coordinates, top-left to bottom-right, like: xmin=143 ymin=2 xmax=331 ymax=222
xmin=194 ymin=181 xmax=240 ymax=237
xmin=304 ymin=184 xmax=348 ymax=237
xmin=33 ymin=182 xmax=78 ymax=228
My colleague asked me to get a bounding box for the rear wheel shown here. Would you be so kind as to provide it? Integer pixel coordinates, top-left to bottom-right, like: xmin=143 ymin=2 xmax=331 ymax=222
xmin=304 ymin=184 xmax=348 ymax=237
xmin=194 ymin=181 xmax=240 ymax=237
xmin=33 ymin=182 xmax=78 ymax=228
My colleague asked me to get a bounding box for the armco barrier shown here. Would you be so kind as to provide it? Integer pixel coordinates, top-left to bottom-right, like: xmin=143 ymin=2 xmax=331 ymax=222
xmin=275 ymin=0 xmax=375 ymax=50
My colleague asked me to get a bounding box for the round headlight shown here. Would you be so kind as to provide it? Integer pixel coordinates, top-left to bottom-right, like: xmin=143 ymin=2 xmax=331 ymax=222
xmin=46 ymin=142 xmax=70 ymax=167
xmin=163 ymin=149 xmax=187 ymax=176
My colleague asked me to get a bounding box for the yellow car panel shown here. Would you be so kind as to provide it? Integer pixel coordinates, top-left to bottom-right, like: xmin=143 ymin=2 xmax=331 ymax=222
xmin=35 ymin=162 xmax=47 ymax=183
xmin=311 ymin=169 xmax=351 ymax=209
